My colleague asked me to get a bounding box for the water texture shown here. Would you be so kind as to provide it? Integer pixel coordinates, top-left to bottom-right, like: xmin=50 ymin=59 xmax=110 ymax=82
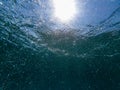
xmin=0 ymin=0 xmax=120 ymax=90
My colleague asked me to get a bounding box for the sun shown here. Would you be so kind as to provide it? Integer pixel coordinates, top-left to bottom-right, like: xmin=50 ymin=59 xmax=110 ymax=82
xmin=52 ymin=0 xmax=77 ymax=23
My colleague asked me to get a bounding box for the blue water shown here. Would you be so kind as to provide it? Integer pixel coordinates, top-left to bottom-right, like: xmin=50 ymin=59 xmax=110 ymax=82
xmin=0 ymin=0 xmax=120 ymax=90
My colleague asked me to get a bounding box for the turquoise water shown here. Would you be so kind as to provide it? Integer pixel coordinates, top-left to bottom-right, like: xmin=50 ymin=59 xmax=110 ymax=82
xmin=0 ymin=0 xmax=120 ymax=90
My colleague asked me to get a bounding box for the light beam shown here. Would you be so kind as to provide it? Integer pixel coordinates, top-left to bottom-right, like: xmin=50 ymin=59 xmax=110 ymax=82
xmin=52 ymin=0 xmax=77 ymax=23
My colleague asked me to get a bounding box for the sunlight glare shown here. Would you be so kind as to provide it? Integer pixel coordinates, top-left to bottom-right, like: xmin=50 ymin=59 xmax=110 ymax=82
xmin=52 ymin=0 xmax=77 ymax=23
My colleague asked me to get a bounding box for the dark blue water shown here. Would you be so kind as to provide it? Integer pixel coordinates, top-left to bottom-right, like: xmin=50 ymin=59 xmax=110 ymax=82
xmin=0 ymin=0 xmax=120 ymax=90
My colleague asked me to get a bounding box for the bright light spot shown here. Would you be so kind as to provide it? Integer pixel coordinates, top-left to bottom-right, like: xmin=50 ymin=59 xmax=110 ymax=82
xmin=52 ymin=0 xmax=77 ymax=23
xmin=0 ymin=2 xmax=3 ymax=5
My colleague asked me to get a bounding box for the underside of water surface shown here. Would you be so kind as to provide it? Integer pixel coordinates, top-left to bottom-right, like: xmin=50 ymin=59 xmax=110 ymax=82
xmin=0 ymin=0 xmax=120 ymax=90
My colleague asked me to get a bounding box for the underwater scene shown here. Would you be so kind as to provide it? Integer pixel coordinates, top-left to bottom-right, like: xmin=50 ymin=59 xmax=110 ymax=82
xmin=0 ymin=0 xmax=120 ymax=90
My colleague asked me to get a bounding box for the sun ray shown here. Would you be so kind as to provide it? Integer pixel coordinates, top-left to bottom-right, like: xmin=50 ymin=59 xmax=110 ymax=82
xmin=52 ymin=0 xmax=77 ymax=23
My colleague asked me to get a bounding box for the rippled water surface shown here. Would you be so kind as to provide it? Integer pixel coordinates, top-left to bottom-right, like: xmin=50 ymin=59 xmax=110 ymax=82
xmin=0 ymin=0 xmax=120 ymax=90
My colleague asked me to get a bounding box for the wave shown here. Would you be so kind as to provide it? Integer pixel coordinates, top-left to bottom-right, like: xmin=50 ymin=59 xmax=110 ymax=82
xmin=0 ymin=0 xmax=120 ymax=58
